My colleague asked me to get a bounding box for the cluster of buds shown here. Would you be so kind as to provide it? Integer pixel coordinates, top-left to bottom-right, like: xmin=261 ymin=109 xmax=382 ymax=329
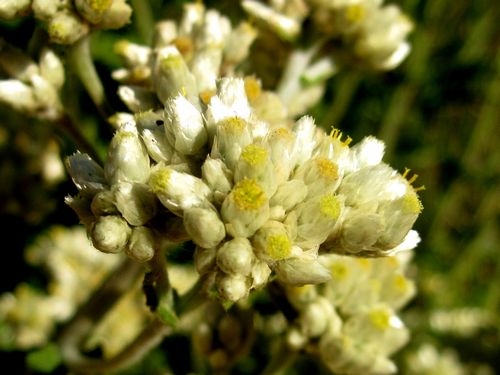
xmin=112 ymin=2 xmax=258 ymax=114
xmin=65 ymin=3 xmax=422 ymax=305
xmin=282 ymin=253 xmax=415 ymax=374
xmin=243 ymin=0 xmax=413 ymax=70
xmin=0 ymin=227 xmax=118 ymax=349
xmin=0 ymin=0 xmax=131 ymax=44
xmin=0 ymin=40 xmax=64 ymax=120
xmin=67 ymin=69 xmax=423 ymax=304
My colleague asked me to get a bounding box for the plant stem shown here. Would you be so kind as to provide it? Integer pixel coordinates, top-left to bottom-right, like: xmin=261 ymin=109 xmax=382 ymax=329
xmin=57 ymin=258 xmax=144 ymax=371
xmin=63 ymin=317 xmax=170 ymax=374
xmin=67 ymin=36 xmax=113 ymax=120
xmin=130 ymin=0 xmax=155 ymax=44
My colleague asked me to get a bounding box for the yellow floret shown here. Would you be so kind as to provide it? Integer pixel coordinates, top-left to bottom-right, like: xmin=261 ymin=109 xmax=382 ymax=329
xmin=149 ymin=168 xmax=171 ymax=194
xmin=241 ymin=144 xmax=268 ymax=167
xmin=369 ymin=308 xmax=391 ymax=330
xmin=346 ymin=4 xmax=366 ymax=23
xmin=316 ymin=158 xmax=339 ymax=181
xmin=232 ymin=179 xmax=267 ymax=211
xmin=320 ymin=194 xmax=341 ymax=219
xmin=220 ymin=117 xmax=246 ymax=133
xmin=244 ymin=76 xmax=262 ymax=102
xmin=266 ymin=235 xmax=292 ymax=260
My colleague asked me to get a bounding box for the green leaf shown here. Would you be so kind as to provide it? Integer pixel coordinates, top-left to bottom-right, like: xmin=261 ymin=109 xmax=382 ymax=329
xmin=26 ymin=343 xmax=62 ymax=373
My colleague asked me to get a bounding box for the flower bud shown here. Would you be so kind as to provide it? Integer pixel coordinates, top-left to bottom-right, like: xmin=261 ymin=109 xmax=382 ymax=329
xmin=274 ymin=256 xmax=331 ymax=285
xmin=294 ymin=157 xmax=342 ymax=198
xmin=241 ymin=0 xmax=301 ymax=41
xmin=91 ymin=215 xmax=131 ymax=253
xmin=118 ymin=86 xmax=158 ymax=113
xmin=217 ymin=273 xmax=248 ymax=302
xmin=299 ymin=297 xmax=335 ymax=338
xmin=48 ymin=11 xmax=89 ymax=44
xmin=135 ymin=112 xmax=178 ymax=164
xmin=223 ymin=22 xmax=257 ymax=64
xmin=294 ymin=193 xmax=343 ymax=247
xmin=201 ymin=156 xmax=233 ymax=202
xmin=164 ymin=94 xmax=207 ymax=155
xmin=104 ymin=122 xmax=150 ymax=184
xmin=153 ymin=46 xmax=198 ymax=104
xmin=341 ymin=212 xmax=385 ymax=253
xmin=126 ymin=226 xmax=156 ymax=262
xmin=250 ymin=260 xmax=272 ymax=288
xmin=252 ymin=221 xmax=292 ymax=262
xmin=212 ymin=117 xmax=253 ymax=170
xmin=75 ymin=0 xmax=112 ymax=24
xmin=216 ymin=238 xmax=254 ymax=276
xmin=184 ymin=207 xmax=226 ymax=248
xmin=39 ymin=48 xmax=65 ymax=90
xmin=100 ymin=0 xmax=132 ymax=29
xmin=0 ymin=0 xmax=30 ymax=19
xmin=32 ymin=0 xmax=63 ymax=21
xmin=270 ymin=179 xmax=308 ymax=211
xmin=234 ymin=143 xmax=277 ymax=197
xmin=91 ymin=189 xmax=117 ymax=216
xmin=0 ymin=80 xmax=37 ymax=113
xmin=113 ymin=182 xmax=157 ymax=226
xmin=149 ymin=163 xmax=211 ymax=215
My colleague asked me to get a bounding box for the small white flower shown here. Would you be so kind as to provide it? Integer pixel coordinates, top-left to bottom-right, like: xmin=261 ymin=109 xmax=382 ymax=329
xmin=104 ymin=122 xmax=151 ymax=184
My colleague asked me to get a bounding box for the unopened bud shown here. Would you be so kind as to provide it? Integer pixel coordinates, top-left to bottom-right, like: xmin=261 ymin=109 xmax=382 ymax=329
xmin=217 ymin=273 xmax=248 ymax=302
xmin=100 ymin=0 xmax=132 ymax=29
xmin=91 ymin=215 xmax=131 ymax=253
xmin=126 ymin=226 xmax=156 ymax=262
xmin=184 ymin=207 xmax=225 ymax=248
xmin=48 ymin=11 xmax=89 ymax=44
xmin=216 ymin=237 xmax=254 ymax=276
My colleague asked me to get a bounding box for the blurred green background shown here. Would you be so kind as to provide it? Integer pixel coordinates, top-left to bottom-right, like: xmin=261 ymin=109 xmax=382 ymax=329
xmin=0 ymin=0 xmax=499 ymax=373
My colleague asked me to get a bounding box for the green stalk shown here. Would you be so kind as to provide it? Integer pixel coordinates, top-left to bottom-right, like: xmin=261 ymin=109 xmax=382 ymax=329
xmin=67 ymin=36 xmax=113 ymax=120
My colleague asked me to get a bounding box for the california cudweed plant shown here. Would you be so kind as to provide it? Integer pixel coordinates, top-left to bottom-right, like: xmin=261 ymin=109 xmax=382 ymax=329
xmin=1 ymin=1 xmax=431 ymax=374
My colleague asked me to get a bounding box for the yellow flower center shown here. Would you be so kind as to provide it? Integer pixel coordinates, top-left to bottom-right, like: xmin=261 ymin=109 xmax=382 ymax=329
xmin=89 ymin=0 xmax=112 ymax=12
xmin=266 ymin=235 xmax=291 ymax=260
xmin=241 ymin=144 xmax=268 ymax=167
xmin=232 ymin=179 xmax=267 ymax=211
xmin=331 ymin=263 xmax=349 ymax=280
xmin=244 ymin=76 xmax=262 ymax=102
xmin=315 ymin=158 xmax=339 ymax=181
xmin=320 ymin=194 xmax=341 ymax=219
xmin=149 ymin=168 xmax=171 ymax=194
xmin=346 ymin=5 xmax=365 ymax=23
xmin=369 ymin=308 xmax=391 ymax=330
xmin=221 ymin=117 xmax=246 ymax=133
xmin=403 ymin=191 xmax=423 ymax=214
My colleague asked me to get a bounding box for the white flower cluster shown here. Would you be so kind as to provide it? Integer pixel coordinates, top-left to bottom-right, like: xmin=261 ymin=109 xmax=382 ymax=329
xmin=65 ymin=2 xmax=422 ymax=305
xmin=243 ymin=0 xmax=413 ymax=70
xmin=283 ymin=252 xmax=415 ymax=374
xmin=67 ymin=75 xmax=422 ymax=304
xmin=0 ymin=40 xmax=64 ymax=120
xmin=112 ymin=2 xmax=258 ymax=114
xmin=0 ymin=226 xmax=118 ymax=349
xmin=0 ymin=0 xmax=131 ymax=44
